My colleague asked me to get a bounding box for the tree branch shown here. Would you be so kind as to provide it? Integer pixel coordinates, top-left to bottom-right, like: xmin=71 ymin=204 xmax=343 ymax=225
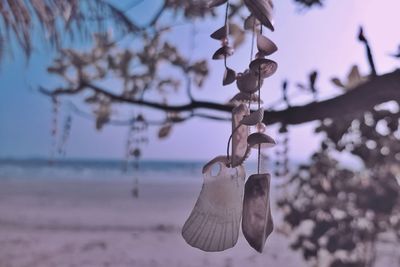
xmin=42 ymin=70 xmax=400 ymax=126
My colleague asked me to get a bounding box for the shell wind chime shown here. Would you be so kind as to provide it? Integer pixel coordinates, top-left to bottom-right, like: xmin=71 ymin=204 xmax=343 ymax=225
xmin=182 ymin=0 xmax=278 ymax=253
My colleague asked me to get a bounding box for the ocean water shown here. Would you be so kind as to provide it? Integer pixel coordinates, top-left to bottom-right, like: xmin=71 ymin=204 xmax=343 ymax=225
xmin=0 ymin=158 xmax=279 ymax=183
xmin=0 ymin=158 xmax=208 ymax=183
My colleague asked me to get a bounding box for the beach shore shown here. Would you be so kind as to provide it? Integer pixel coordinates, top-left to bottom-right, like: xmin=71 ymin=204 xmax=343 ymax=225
xmin=0 ymin=177 xmax=306 ymax=267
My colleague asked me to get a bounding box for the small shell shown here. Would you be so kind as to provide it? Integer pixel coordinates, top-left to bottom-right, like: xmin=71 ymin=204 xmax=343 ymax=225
xmin=210 ymin=25 xmax=228 ymax=40
xmin=212 ymin=46 xmax=234 ymax=60
xmin=240 ymin=108 xmax=264 ymax=126
xmin=257 ymin=34 xmax=278 ymax=56
xmin=236 ymin=69 xmax=262 ymax=94
xmin=223 ymin=67 xmax=236 ymax=86
xmin=229 ymin=93 xmax=261 ymax=104
xmin=247 ymin=132 xmax=276 ymax=149
xmin=244 ymin=15 xmax=260 ymax=31
xmin=207 ymin=0 xmax=228 ymax=8
xmin=243 ymin=0 xmax=274 ymax=32
xmin=249 ymin=58 xmax=278 ymax=79
xmin=231 ymin=104 xmax=250 ymax=167
xmin=242 ymin=173 xmax=274 ymax=253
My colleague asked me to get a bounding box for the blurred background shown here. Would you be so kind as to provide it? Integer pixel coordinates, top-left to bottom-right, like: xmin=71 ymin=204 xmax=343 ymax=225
xmin=0 ymin=0 xmax=399 ymax=266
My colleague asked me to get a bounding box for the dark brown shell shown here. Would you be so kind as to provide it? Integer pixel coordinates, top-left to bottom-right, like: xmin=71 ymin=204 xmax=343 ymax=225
xmin=247 ymin=132 xmax=276 ymax=149
xmin=236 ymin=69 xmax=262 ymax=94
xmin=249 ymin=58 xmax=278 ymax=79
xmin=243 ymin=0 xmax=274 ymax=32
xmin=207 ymin=0 xmax=228 ymax=8
xmin=210 ymin=25 xmax=228 ymax=40
xmin=257 ymin=34 xmax=278 ymax=56
xmin=212 ymin=46 xmax=234 ymax=60
xmin=242 ymin=173 xmax=274 ymax=253
xmin=223 ymin=67 xmax=236 ymax=85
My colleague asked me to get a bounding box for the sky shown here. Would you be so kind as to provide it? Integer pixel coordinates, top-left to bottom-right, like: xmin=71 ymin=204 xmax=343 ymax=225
xmin=0 ymin=0 xmax=399 ymax=161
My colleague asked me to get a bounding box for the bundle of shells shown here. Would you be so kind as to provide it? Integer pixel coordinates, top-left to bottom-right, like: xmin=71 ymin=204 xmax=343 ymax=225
xmin=182 ymin=0 xmax=278 ymax=253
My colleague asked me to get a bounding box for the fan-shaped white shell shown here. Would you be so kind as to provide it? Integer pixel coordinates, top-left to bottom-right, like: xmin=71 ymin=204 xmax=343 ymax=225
xmin=247 ymin=132 xmax=276 ymax=149
xmin=182 ymin=156 xmax=245 ymax=252
xmin=231 ymin=104 xmax=250 ymax=167
xmin=242 ymin=173 xmax=274 ymax=253
xmin=240 ymin=108 xmax=264 ymax=126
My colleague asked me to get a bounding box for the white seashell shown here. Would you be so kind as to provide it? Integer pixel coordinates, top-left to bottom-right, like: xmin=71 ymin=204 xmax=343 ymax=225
xmin=236 ymin=69 xmax=262 ymax=94
xmin=247 ymin=132 xmax=276 ymax=149
xmin=242 ymin=173 xmax=274 ymax=253
xmin=257 ymin=34 xmax=278 ymax=56
xmin=240 ymin=108 xmax=264 ymax=126
xmin=182 ymin=156 xmax=245 ymax=252
xmin=243 ymin=0 xmax=274 ymax=31
xmin=231 ymin=104 xmax=250 ymax=167
xmin=249 ymin=58 xmax=278 ymax=79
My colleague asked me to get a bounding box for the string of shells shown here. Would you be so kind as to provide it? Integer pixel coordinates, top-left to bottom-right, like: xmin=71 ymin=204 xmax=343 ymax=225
xmin=124 ymin=113 xmax=148 ymax=198
xmin=182 ymin=0 xmax=278 ymax=253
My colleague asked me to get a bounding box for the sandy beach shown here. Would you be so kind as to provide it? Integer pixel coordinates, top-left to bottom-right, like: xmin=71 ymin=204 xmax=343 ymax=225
xmin=0 ymin=177 xmax=306 ymax=267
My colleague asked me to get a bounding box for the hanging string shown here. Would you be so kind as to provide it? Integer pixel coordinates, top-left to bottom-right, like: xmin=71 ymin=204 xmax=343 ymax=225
xmin=257 ymin=26 xmax=263 ymax=174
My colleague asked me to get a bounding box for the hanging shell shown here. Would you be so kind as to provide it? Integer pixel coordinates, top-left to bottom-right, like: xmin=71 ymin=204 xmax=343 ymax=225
xmin=208 ymin=0 xmax=228 ymax=8
xmin=242 ymin=173 xmax=274 ymax=253
xmin=240 ymin=108 xmax=264 ymax=126
xmin=247 ymin=132 xmax=276 ymax=149
xmin=229 ymin=93 xmax=262 ymax=105
xmin=249 ymin=58 xmax=278 ymax=78
xmin=211 ymin=25 xmax=228 ymax=40
xmin=257 ymin=34 xmax=278 ymax=56
xmin=223 ymin=67 xmax=236 ymax=85
xmin=236 ymin=69 xmax=262 ymax=94
xmin=231 ymin=105 xmax=250 ymax=167
xmin=182 ymin=156 xmax=245 ymax=251
xmin=243 ymin=0 xmax=274 ymax=31
xmin=212 ymin=46 xmax=234 ymax=60
xmin=244 ymin=15 xmax=261 ymax=31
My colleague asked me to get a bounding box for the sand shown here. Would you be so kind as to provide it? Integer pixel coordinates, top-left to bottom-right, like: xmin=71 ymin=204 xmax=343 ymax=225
xmin=0 ymin=178 xmax=306 ymax=267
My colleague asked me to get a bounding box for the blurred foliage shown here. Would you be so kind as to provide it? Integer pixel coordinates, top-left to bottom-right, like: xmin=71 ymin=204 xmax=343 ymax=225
xmin=278 ymin=105 xmax=400 ymax=266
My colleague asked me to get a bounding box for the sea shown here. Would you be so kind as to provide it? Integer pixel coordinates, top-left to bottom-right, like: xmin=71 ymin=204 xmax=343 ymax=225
xmin=0 ymin=158 xmax=278 ymax=184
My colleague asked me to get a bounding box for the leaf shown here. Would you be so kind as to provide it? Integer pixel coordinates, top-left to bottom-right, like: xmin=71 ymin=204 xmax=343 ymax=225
xmin=158 ymin=124 xmax=172 ymax=139
xmin=331 ymin=77 xmax=345 ymax=88
xmin=223 ymin=67 xmax=236 ymax=85
xmin=347 ymin=65 xmax=362 ymax=89
xmin=257 ymin=34 xmax=278 ymax=56
xmin=243 ymin=0 xmax=274 ymax=32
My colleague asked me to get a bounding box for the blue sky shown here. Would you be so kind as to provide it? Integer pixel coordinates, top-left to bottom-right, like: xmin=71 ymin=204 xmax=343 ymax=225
xmin=0 ymin=0 xmax=399 ymax=161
